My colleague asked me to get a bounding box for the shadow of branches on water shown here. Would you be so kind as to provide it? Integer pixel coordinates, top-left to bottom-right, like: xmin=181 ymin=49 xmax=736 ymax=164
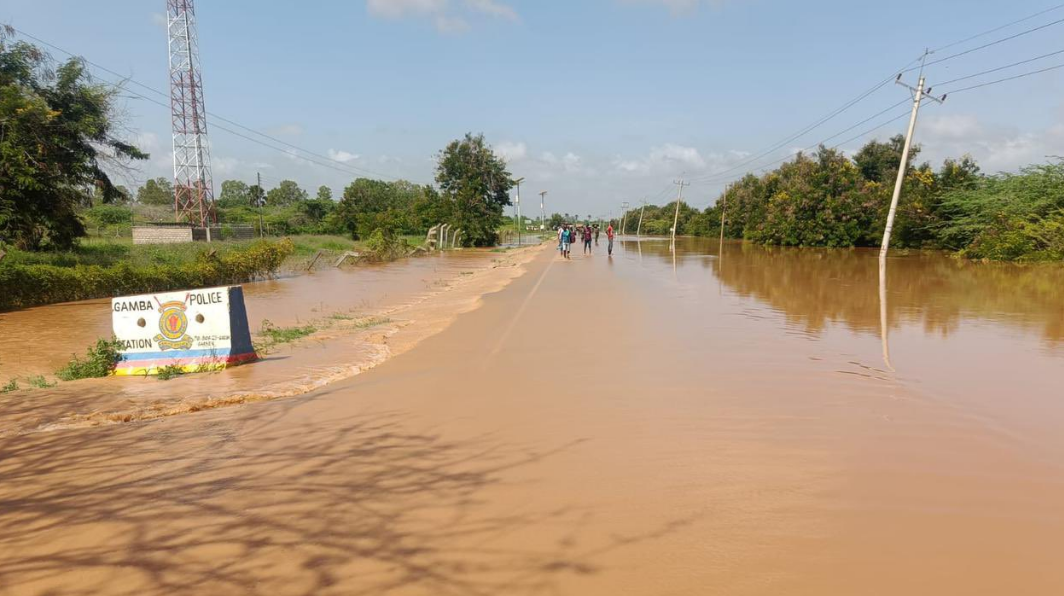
xmin=0 ymin=396 xmax=692 ymax=595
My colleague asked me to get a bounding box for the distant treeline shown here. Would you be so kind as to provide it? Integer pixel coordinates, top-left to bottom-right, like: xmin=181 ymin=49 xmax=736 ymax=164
xmin=73 ymin=133 xmax=516 ymax=248
xmin=619 ymin=138 xmax=1064 ymax=262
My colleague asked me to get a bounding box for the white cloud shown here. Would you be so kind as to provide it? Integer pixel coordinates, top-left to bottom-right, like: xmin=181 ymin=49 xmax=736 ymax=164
xmin=367 ymin=0 xmax=447 ymax=18
xmin=151 ymin=13 xmax=167 ymax=28
xmin=920 ymin=113 xmax=1064 ymax=173
xmin=562 ymin=152 xmax=584 ymax=173
xmin=465 ymin=0 xmax=518 ymax=20
xmin=620 ymin=0 xmax=733 ymax=15
xmin=922 ymin=114 xmax=981 ymax=140
xmin=366 ymin=0 xmax=516 ymax=34
xmin=495 ymin=141 xmax=528 ymax=163
xmin=434 ymin=14 xmax=471 ymax=34
xmin=269 ymin=124 xmax=304 ymax=136
xmin=328 ymin=149 xmax=361 ymax=163
xmin=613 ymin=143 xmax=711 ymax=174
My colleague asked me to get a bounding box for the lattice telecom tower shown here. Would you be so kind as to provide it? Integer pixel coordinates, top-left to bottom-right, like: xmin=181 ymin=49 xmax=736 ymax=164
xmin=167 ymin=0 xmax=215 ymax=227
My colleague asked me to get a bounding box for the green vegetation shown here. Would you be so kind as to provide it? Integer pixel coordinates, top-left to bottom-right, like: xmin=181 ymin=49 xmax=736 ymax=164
xmin=259 ymin=320 xmax=318 ymax=345
xmin=0 ymin=238 xmax=295 ymax=312
xmin=27 ymin=375 xmax=55 ymax=389
xmin=1 ymin=379 xmax=17 ymax=394
xmin=156 ymin=364 xmax=186 ymax=381
xmin=352 ymin=316 xmax=391 ymax=329
xmin=56 ymin=338 xmax=122 ymax=381
xmin=0 ymin=27 xmax=147 ymax=250
xmin=616 ymin=139 xmax=1063 ymax=262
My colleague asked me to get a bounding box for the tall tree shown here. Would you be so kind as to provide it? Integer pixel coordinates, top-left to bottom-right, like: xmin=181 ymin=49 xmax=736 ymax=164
xmin=136 ymin=178 xmax=174 ymax=206
xmin=266 ymin=179 xmax=308 ymax=207
xmin=218 ymin=179 xmax=251 ymax=207
xmin=316 ymin=185 xmax=333 ymax=201
xmin=0 ymin=28 xmax=147 ymax=249
xmin=435 ymin=133 xmax=514 ymax=246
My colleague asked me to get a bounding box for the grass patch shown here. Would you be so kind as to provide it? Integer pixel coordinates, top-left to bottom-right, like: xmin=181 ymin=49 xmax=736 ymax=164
xmin=56 ymin=338 xmax=122 ymax=381
xmin=353 ymin=316 xmax=391 ymax=329
xmin=156 ymin=364 xmax=186 ymax=381
xmin=1 ymin=379 xmax=17 ymax=394
xmin=27 ymin=375 xmax=55 ymax=389
xmin=1 ymin=239 xmax=295 ymax=312
xmin=259 ymin=320 xmax=318 ymax=345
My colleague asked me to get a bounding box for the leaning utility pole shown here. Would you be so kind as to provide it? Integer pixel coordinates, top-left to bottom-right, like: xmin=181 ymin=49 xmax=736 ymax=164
xmin=719 ymin=183 xmax=730 ymax=246
xmin=881 ymin=62 xmax=946 ymax=257
xmin=168 ymin=0 xmax=215 ymax=228
xmin=637 ymin=198 xmax=647 ymax=237
xmin=671 ymin=179 xmax=690 ymax=246
xmin=256 ymin=172 xmax=264 ymax=238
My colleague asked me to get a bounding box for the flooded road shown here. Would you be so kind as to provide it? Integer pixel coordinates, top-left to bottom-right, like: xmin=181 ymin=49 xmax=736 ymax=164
xmin=1 ymin=237 xmax=1063 ymax=595
xmin=0 ymin=251 xmax=517 ymax=380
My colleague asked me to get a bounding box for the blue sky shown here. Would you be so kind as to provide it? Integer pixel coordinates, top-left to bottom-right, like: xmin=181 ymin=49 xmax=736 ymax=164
xmin=4 ymin=0 xmax=1063 ymax=216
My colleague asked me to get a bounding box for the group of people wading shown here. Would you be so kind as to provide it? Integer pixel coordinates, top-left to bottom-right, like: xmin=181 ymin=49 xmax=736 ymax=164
xmin=557 ymin=222 xmax=614 ymax=259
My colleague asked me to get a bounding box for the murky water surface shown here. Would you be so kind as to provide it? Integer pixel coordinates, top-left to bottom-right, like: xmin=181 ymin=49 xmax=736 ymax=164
xmin=1 ymin=238 xmax=1062 ymax=595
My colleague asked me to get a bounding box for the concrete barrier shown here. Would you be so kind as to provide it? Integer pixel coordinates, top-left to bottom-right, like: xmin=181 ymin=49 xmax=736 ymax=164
xmin=111 ymin=286 xmax=257 ymax=376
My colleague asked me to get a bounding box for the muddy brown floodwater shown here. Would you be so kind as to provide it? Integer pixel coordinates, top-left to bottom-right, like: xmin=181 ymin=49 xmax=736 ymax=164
xmin=1 ymin=237 xmax=1063 ymax=595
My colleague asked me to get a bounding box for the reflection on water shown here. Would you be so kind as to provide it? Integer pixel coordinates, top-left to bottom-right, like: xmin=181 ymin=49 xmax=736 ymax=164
xmin=622 ymin=236 xmax=1064 ymax=345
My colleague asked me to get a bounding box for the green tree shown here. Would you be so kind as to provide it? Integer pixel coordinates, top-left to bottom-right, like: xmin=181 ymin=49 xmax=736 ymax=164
xmin=0 ymin=29 xmax=147 ymax=249
xmin=218 ymin=179 xmax=251 ymax=207
xmin=316 ymin=185 xmax=333 ymax=201
xmin=249 ymin=183 xmax=266 ymax=208
xmin=435 ymin=133 xmax=514 ymax=246
xmin=137 ymin=178 xmax=173 ymax=206
xmin=266 ymin=180 xmax=308 ymax=206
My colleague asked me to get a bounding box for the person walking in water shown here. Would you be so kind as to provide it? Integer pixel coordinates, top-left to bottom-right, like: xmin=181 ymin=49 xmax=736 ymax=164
xmin=560 ymin=225 xmax=572 ymax=259
xmin=583 ymin=222 xmax=593 ymax=254
xmin=594 ymin=224 xmax=600 ymax=245
xmin=606 ymin=222 xmax=615 ymax=256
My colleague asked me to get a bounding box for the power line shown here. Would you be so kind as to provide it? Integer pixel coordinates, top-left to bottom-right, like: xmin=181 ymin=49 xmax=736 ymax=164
xmin=689 ymin=106 xmax=915 ymax=191
xmin=931 ymin=3 xmax=1064 ymax=53
xmin=685 ymin=67 xmax=911 ymax=183
xmin=114 ymin=85 xmax=411 ymax=181
xmin=936 ymin=48 xmax=1064 ymax=86
xmin=689 ymin=7 xmax=1064 ymax=187
xmin=10 ymin=26 xmax=412 ymax=183
xmin=944 ymin=62 xmax=1064 ymax=94
xmin=689 ymin=101 xmax=912 ymax=187
xmin=905 ymin=15 xmax=1064 ymax=73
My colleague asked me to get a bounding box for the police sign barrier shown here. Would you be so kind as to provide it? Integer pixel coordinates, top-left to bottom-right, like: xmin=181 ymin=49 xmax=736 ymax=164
xmin=111 ymin=286 xmax=257 ymax=376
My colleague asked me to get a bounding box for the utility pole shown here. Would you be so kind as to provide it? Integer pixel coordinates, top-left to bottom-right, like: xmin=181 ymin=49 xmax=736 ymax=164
xmin=637 ymin=198 xmax=647 ymax=237
xmin=671 ymin=178 xmax=690 ymax=246
xmin=881 ymin=59 xmax=945 ymax=258
xmin=513 ymin=177 xmax=524 ymax=246
xmin=719 ymin=183 xmax=729 ymax=246
xmin=256 ymin=172 xmax=264 ymax=238
xmin=620 ymin=201 xmax=630 ymax=235
xmin=539 ymin=190 xmax=547 ymax=231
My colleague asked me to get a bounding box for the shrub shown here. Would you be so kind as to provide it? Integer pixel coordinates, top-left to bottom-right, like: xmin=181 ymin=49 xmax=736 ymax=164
xmin=56 ymin=338 xmax=122 ymax=381
xmin=0 ymin=238 xmax=295 ymax=312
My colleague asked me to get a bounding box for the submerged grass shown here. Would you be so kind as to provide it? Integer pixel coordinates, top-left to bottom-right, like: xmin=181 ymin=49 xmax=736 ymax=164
xmin=56 ymin=338 xmax=122 ymax=381
xmin=260 ymin=320 xmax=318 ymax=344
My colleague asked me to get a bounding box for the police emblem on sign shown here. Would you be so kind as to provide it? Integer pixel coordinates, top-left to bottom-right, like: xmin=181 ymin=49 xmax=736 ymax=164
xmin=154 ymin=296 xmax=194 ymax=351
